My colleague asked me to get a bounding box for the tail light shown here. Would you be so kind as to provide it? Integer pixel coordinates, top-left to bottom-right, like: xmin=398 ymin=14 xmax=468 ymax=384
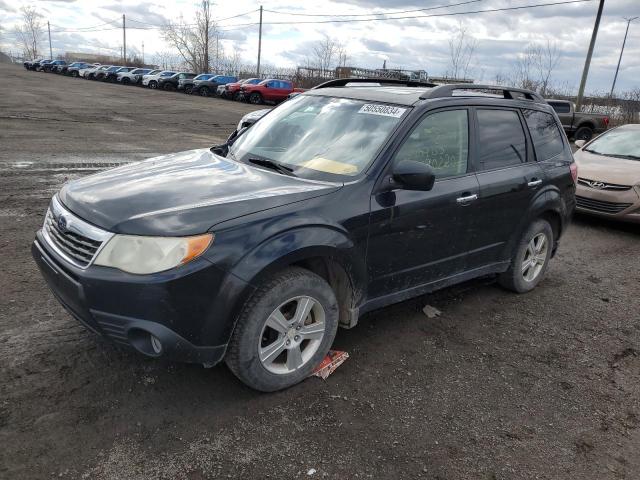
xmin=603 ymin=117 xmax=609 ymax=127
xmin=570 ymin=162 xmax=578 ymax=183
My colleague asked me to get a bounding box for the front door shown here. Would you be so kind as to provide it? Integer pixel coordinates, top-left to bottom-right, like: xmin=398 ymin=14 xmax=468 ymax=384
xmin=367 ymin=108 xmax=480 ymax=299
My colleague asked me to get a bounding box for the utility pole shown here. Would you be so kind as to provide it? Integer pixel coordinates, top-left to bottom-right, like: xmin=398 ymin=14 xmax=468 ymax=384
xmin=47 ymin=21 xmax=52 ymax=59
xmin=257 ymin=5 xmax=263 ymax=77
xmin=576 ymin=0 xmax=604 ymax=111
xmin=122 ymin=14 xmax=127 ymax=65
xmin=610 ymin=16 xmax=638 ymax=98
xmin=142 ymin=41 xmax=145 ymax=64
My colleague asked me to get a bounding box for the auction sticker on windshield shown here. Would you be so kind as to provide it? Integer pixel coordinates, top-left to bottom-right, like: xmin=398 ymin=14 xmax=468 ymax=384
xmin=358 ymin=104 xmax=407 ymax=118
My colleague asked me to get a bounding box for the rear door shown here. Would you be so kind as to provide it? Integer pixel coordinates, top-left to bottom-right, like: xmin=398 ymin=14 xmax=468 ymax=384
xmin=367 ymin=108 xmax=481 ymax=298
xmin=465 ymin=107 xmax=545 ymax=268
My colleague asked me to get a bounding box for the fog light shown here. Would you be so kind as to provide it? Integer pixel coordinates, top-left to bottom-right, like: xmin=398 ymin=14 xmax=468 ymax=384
xmin=150 ymin=335 xmax=163 ymax=354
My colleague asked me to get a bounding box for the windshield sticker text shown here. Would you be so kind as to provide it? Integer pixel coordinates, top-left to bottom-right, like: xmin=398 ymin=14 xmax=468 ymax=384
xmin=358 ymin=104 xmax=406 ymax=118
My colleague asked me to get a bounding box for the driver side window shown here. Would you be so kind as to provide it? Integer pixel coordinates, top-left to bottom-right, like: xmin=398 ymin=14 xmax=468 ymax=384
xmin=394 ymin=110 xmax=469 ymax=179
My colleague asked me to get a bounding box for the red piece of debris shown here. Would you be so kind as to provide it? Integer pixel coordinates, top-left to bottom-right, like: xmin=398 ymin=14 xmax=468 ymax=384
xmin=311 ymin=350 xmax=349 ymax=379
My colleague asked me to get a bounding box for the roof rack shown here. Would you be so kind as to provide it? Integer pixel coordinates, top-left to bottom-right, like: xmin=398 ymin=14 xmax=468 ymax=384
xmin=420 ymin=84 xmax=545 ymax=103
xmin=313 ymin=77 xmax=438 ymax=90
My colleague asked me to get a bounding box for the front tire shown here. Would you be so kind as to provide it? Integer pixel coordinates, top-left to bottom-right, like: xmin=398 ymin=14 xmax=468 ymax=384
xmin=184 ymin=85 xmax=193 ymax=94
xmin=498 ymin=219 xmax=553 ymax=293
xmin=122 ymin=77 xmax=130 ymax=85
xmin=148 ymin=80 xmax=158 ymax=89
xmin=226 ymin=267 xmax=339 ymax=392
xmin=199 ymin=86 xmax=210 ymax=97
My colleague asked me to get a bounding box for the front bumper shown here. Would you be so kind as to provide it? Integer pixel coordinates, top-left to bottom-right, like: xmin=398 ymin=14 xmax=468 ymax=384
xmin=575 ymin=184 xmax=640 ymax=223
xmin=32 ymin=232 xmax=251 ymax=365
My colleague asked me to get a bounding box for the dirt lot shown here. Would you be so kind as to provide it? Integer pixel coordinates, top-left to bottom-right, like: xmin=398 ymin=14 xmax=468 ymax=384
xmin=1 ymin=63 xmax=639 ymax=480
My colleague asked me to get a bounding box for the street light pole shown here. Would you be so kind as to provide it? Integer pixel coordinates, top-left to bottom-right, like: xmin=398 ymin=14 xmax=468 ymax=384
xmin=257 ymin=5 xmax=263 ymax=77
xmin=609 ymin=16 xmax=638 ymax=98
xmin=47 ymin=21 xmax=53 ymax=59
xmin=576 ymin=0 xmax=605 ymax=112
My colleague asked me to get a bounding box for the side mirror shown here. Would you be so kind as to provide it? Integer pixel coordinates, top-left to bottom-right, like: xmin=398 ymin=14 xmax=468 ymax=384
xmin=392 ymin=160 xmax=436 ymax=191
xmin=574 ymin=139 xmax=586 ymax=148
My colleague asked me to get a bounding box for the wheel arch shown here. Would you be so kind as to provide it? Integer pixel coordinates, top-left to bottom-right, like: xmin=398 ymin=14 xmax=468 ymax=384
xmin=223 ymin=227 xmax=367 ymax=340
xmin=502 ymin=190 xmax=565 ymax=261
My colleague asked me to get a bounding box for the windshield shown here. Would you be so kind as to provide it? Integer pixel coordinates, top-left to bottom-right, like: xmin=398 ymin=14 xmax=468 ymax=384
xmin=585 ymin=128 xmax=640 ymax=160
xmin=194 ymin=74 xmax=212 ymax=80
xmin=228 ymin=94 xmax=408 ymax=180
xmin=161 ymin=71 xmax=176 ymax=77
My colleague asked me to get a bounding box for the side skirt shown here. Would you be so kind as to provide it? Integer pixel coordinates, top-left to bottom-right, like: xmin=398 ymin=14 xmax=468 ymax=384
xmin=358 ymin=261 xmax=510 ymax=316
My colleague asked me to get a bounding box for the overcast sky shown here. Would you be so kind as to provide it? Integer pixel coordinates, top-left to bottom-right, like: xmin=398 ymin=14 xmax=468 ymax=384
xmin=1 ymin=0 xmax=638 ymax=93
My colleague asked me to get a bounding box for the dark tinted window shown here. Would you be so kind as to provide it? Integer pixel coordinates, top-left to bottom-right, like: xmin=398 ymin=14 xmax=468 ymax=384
xmin=394 ymin=110 xmax=469 ymax=178
xmin=476 ymin=109 xmax=527 ymax=170
xmin=548 ymin=101 xmax=571 ymax=114
xmin=523 ymin=110 xmax=564 ymax=161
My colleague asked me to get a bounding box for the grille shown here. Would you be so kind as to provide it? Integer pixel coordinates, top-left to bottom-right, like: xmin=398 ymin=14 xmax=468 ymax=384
xmin=44 ymin=211 xmax=103 ymax=266
xmin=575 ymin=195 xmax=633 ymax=214
xmin=577 ymin=177 xmax=632 ymax=191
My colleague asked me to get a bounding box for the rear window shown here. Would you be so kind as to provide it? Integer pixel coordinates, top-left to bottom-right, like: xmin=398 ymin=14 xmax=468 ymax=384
xmin=522 ymin=110 xmax=564 ymax=161
xmin=548 ymin=101 xmax=571 ymax=114
xmin=476 ymin=109 xmax=527 ymax=170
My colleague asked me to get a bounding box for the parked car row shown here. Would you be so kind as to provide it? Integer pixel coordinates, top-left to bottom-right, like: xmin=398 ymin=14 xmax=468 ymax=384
xmin=24 ymin=58 xmax=304 ymax=105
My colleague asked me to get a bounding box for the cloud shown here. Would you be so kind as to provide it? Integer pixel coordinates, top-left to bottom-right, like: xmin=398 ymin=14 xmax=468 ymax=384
xmin=1 ymin=0 xmax=639 ymax=93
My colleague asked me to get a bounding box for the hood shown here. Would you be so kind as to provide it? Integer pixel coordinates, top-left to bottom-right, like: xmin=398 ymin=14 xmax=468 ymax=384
xmin=58 ymin=149 xmax=341 ymax=236
xmin=574 ymin=148 xmax=640 ymax=186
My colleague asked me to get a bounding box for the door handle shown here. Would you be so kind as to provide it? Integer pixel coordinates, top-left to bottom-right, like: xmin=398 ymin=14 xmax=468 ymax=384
xmin=456 ymin=194 xmax=478 ymax=205
xmin=528 ymin=179 xmax=543 ymax=187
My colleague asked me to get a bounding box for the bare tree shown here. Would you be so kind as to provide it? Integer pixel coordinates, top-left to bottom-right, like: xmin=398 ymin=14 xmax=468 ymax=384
xmin=305 ymin=35 xmax=348 ymax=74
xmin=447 ymin=21 xmax=477 ymax=80
xmin=512 ymin=45 xmax=539 ymax=91
xmin=15 ymin=6 xmax=44 ymax=59
xmin=511 ymin=40 xmax=560 ymax=95
xmin=163 ymin=0 xmax=220 ymax=73
xmin=222 ymin=46 xmax=242 ymax=76
xmin=533 ymin=40 xmax=560 ymax=97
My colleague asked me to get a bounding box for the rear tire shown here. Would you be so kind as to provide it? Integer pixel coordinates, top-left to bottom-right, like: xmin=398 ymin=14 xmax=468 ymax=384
xmin=498 ymin=219 xmax=553 ymax=293
xmin=574 ymin=126 xmax=594 ymax=142
xmin=232 ymin=92 xmax=242 ymax=101
xmin=149 ymin=80 xmax=158 ymax=89
xmin=163 ymin=82 xmax=173 ymax=91
xmin=184 ymin=85 xmax=193 ymax=94
xmin=199 ymin=86 xmax=210 ymax=97
xmin=122 ymin=77 xmax=130 ymax=85
xmin=225 ymin=267 xmax=339 ymax=392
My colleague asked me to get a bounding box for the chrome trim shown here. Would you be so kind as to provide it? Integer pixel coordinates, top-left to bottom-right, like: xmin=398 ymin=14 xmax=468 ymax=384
xmin=577 ymin=177 xmax=632 ymax=191
xmin=41 ymin=196 xmax=114 ymax=269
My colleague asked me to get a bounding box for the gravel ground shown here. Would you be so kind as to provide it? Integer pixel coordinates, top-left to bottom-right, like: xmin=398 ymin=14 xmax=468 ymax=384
xmin=0 ymin=63 xmax=639 ymax=480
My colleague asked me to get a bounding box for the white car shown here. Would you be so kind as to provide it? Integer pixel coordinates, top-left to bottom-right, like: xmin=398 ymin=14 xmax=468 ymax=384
xmin=81 ymin=65 xmax=110 ymax=80
xmin=117 ymin=68 xmax=153 ymax=85
xmin=141 ymin=70 xmax=176 ymax=89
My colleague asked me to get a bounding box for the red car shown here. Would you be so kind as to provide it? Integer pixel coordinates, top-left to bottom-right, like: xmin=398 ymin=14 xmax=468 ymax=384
xmin=221 ymin=78 xmax=262 ymax=100
xmin=240 ymin=79 xmax=303 ymax=105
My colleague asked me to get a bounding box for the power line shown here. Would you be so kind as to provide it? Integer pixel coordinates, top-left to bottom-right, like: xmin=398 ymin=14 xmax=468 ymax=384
xmin=263 ymin=0 xmax=485 ymax=17
xmin=50 ymin=19 xmax=120 ymax=32
xmin=226 ymin=0 xmax=595 ymax=26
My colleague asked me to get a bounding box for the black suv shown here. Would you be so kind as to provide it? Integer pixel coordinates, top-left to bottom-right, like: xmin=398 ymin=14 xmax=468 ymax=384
xmin=158 ymin=72 xmax=196 ymax=91
xmin=32 ymin=81 xmax=576 ymax=391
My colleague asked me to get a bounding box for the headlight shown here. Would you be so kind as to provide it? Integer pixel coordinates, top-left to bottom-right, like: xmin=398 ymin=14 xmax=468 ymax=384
xmin=94 ymin=233 xmax=213 ymax=274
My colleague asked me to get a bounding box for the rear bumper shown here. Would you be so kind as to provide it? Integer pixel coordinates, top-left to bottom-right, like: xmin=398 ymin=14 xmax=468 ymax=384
xmin=31 ymin=233 xmax=251 ymax=365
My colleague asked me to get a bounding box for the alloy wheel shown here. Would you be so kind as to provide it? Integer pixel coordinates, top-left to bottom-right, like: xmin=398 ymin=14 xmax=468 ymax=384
xmin=258 ymin=296 xmax=326 ymax=375
xmin=521 ymin=233 xmax=548 ymax=282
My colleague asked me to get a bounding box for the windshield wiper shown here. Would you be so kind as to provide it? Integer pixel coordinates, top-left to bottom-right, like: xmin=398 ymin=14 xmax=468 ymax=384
xmin=248 ymin=157 xmax=296 ymax=176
